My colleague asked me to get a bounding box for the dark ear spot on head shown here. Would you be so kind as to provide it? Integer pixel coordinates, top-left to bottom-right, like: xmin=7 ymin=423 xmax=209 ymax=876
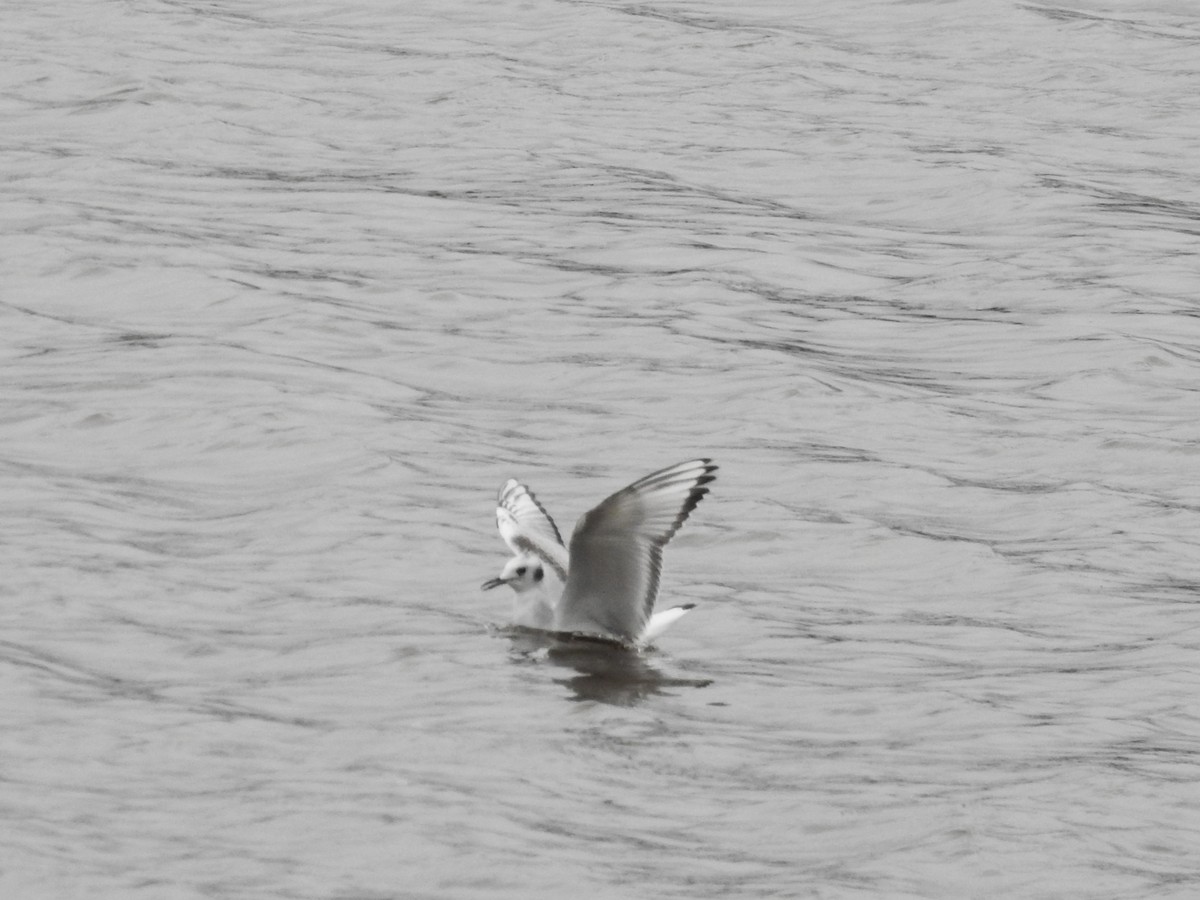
xmin=534 ymin=566 xmax=544 ymax=582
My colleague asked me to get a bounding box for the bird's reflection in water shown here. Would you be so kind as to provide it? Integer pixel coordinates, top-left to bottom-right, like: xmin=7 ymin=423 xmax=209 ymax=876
xmin=505 ymin=628 xmax=713 ymax=706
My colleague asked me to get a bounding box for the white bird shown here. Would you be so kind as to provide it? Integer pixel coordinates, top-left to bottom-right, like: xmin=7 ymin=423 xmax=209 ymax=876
xmin=482 ymin=459 xmax=717 ymax=647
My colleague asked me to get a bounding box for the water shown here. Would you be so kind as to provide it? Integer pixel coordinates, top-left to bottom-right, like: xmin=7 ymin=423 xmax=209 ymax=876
xmin=3 ymin=0 xmax=1200 ymax=897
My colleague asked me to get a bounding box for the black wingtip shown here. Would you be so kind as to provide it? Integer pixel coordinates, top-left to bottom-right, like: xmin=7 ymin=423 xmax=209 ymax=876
xmin=655 ymin=459 xmax=717 ymax=543
xmin=695 ymin=459 xmax=718 ymax=485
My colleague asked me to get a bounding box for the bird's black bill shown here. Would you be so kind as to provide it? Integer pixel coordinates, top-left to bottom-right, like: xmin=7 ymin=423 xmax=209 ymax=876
xmin=481 ymin=577 xmax=506 ymax=591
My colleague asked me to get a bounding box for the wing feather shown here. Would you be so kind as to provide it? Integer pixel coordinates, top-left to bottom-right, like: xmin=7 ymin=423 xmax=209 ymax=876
xmin=496 ymin=479 xmax=569 ymax=581
xmin=557 ymin=459 xmax=716 ymax=643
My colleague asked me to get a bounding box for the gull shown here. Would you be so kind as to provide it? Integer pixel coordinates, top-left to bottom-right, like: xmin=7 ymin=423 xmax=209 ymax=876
xmin=482 ymin=459 xmax=717 ymax=647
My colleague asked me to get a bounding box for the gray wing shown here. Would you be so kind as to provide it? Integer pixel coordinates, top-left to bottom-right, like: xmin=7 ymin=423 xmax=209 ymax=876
xmin=496 ymin=478 xmax=569 ymax=581
xmin=556 ymin=459 xmax=717 ymax=643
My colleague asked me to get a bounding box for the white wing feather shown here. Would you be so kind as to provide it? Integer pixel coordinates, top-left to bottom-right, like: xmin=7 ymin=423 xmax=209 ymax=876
xmin=495 ymin=479 xmax=569 ymax=581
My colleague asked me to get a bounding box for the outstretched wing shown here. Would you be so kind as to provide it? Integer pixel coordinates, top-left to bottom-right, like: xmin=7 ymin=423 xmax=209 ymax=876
xmin=496 ymin=478 xmax=569 ymax=581
xmin=556 ymin=459 xmax=717 ymax=644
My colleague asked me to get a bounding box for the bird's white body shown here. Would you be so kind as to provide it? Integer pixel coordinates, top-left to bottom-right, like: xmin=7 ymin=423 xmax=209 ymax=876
xmin=482 ymin=459 xmax=717 ymax=647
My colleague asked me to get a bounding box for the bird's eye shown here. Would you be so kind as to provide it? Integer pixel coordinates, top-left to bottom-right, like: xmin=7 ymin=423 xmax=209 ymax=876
xmin=516 ymin=566 xmax=526 ymax=576
xmin=533 ymin=567 xmax=544 ymax=582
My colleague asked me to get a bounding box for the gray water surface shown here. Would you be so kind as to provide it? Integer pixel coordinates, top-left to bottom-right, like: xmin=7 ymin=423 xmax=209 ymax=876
xmin=4 ymin=1 xmax=1200 ymax=898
